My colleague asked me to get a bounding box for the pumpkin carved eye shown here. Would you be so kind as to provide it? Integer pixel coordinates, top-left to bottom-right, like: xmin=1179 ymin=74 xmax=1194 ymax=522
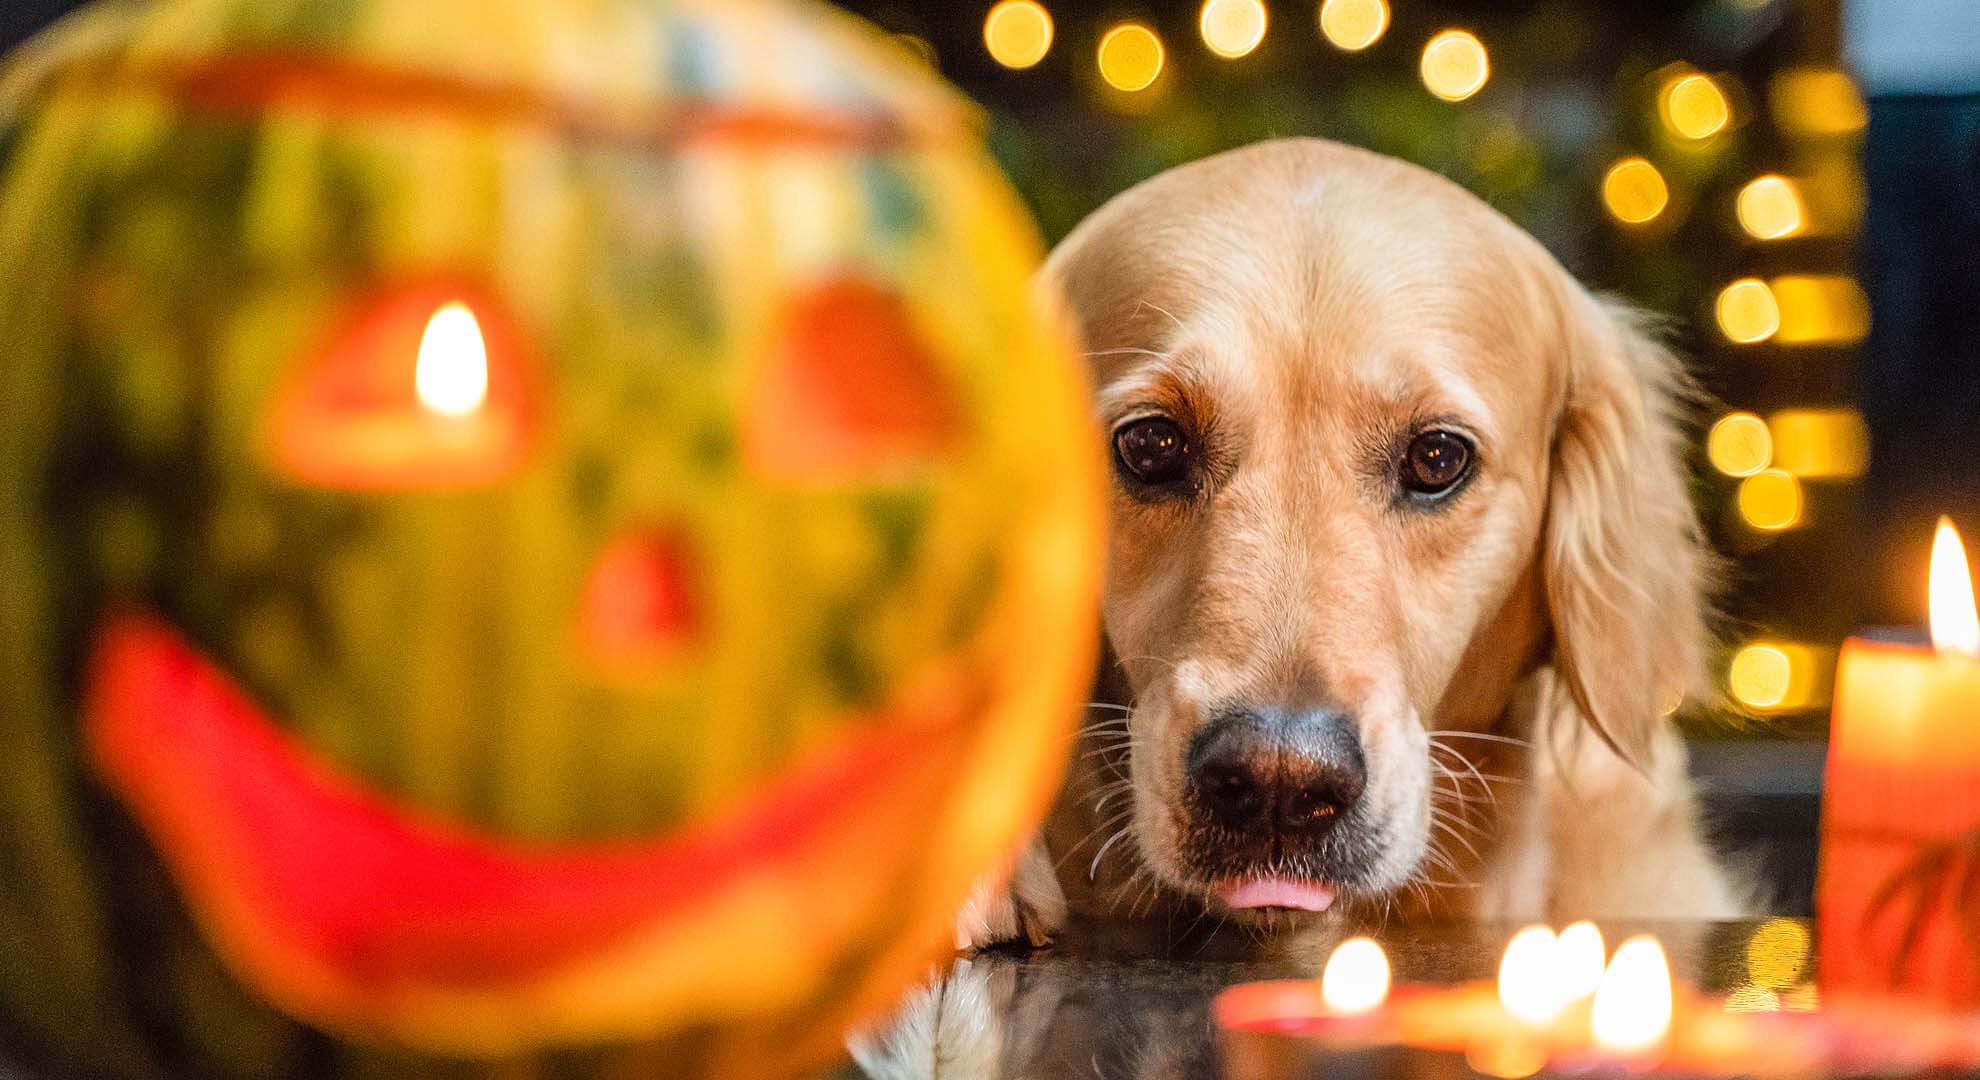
xmin=267 ymin=285 xmax=535 ymax=490
xmin=743 ymin=275 xmax=964 ymax=481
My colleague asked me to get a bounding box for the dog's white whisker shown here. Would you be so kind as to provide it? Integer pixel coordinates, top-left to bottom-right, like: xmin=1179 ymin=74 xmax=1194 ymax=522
xmin=1089 ymin=824 xmax=1135 ymax=882
xmin=1425 ymin=729 xmax=1532 ymax=748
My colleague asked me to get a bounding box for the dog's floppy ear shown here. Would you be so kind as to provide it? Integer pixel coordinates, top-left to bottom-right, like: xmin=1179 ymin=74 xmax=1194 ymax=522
xmin=1543 ymin=289 xmax=1714 ymax=767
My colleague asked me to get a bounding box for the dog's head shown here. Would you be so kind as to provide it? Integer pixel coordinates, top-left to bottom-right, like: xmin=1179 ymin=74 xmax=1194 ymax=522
xmin=1044 ymin=138 xmax=1710 ymax=922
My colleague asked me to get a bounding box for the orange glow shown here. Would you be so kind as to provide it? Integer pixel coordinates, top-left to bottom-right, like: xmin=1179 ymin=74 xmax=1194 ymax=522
xmin=1318 ymin=0 xmax=1388 ymax=51
xmin=1737 ymin=469 xmax=1802 ymax=532
xmin=1768 ymin=408 xmax=1867 ymax=479
xmin=1716 ymin=278 xmax=1780 ymax=344
xmin=1737 ymin=175 xmax=1805 ymax=240
xmin=1200 ymin=0 xmax=1268 ymax=58
xmin=1744 ymin=918 xmax=1810 ymax=989
xmin=1772 ymin=275 xmax=1870 ymax=345
xmin=1498 ymin=925 xmax=1563 ymax=1025
xmin=983 ymin=1 xmax=1052 ymax=69
xmin=1466 ymin=1040 xmax=1546 ymax=1078
xmin=1661 ymin=73 xmax=1730 ymax=140
xmin=1729 ymin=642 xmax=1824 ymax=711
xmin=1591 ymin=935 xmax=1673 ymax=1054
xmin=1321 ymin=936 xmax=1390 ymax=1014
xmin=1930 ymin=517 xmax=1979 ymax=658
xmin=1707 ymin=412 xmax=1771 ymax=477
xmin=268 ymin=287 xmax=530 ymax=490
xmin=1770 ymin=67 xmax=1866 ymax=137
xmin=1420 ymin=30 xmax=1489 ymax=102
xmin=1098 ymin=23 xmax=1165 ymax=92
xmin=1601 ymin=157 xmax=1669 ymax=225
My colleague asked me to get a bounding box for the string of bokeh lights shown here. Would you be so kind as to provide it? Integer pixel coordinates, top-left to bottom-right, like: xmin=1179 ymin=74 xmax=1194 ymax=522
xmin=927 ymin=1 xmax=1871 ymax=720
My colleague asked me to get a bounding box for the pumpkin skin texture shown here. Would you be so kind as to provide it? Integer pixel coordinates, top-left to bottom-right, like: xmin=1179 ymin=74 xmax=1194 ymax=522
xmin=0 ymin=1 xmax=1101 ymax=1077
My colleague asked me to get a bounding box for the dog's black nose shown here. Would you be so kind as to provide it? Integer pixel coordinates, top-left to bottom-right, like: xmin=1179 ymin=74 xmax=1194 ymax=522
xmin=1186 ymin=708 xmax=1366 ymax=837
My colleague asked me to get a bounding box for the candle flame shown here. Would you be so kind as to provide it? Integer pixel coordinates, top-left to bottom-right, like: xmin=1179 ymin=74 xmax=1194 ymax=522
xmin=1930 ymin=517 xmax=1979 ymax=657
xmin=1498 ymin=925 xmax=1564 ymax=1025
xmin=1321 ymin=936 xmax=1390 ymax=1015
xmin=415 ymin=302 xmax=489 ymax=418
xmin=1556 ymin=920 xmax=1607 ymax=1002
xmin=1590 ymin=935 xmax=1673 ymax=1054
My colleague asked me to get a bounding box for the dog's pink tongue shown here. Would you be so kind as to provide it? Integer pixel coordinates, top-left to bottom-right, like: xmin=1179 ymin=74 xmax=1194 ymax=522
xmin=1217 ymin=877 xmax=1337 ymax=911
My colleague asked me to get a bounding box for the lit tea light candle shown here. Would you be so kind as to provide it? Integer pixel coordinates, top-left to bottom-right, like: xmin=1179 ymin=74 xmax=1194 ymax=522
xmin=1499 ymin=925 xmax=1567 ymax=1025
xmin=1322 ymin=936 xmax=1391 ymax=1014
xmin=1210 ymin=937 xmax=1394 ymax=1036
xmin=1591 ymin=935 xmax=1675 ymax=1056
xmin=1819 ymin=516 xmax=1980 ymax=1006
xmin=1557 ymin=920 xmax=1608 ymax=1001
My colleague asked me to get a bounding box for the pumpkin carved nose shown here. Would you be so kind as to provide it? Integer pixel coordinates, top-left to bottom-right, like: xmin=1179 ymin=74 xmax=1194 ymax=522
xmin=577 ymin=530 xmax=702 ymax=671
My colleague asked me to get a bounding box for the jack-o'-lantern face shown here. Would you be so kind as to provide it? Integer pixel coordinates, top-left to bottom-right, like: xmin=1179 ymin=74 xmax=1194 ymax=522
xmin=0 ymin=0 xmax=1099 ymax=1073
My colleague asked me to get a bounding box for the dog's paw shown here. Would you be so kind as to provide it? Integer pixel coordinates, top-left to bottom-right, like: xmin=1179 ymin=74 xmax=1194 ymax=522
xmin=954 ymin=840 xmax=1065 ymax=952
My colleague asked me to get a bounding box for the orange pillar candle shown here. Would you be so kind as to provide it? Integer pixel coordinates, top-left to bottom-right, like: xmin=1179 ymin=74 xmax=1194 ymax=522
xmin=1819 ymin=517 xmax=1980 ymax=1006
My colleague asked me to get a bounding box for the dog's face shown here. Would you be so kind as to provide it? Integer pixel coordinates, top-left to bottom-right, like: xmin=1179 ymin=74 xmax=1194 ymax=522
xmin=1045 ymin=140 xmax=1700 ymax=922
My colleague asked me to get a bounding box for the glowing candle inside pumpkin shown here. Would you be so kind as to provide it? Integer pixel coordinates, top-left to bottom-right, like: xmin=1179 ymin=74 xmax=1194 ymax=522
xmin=414 ymin=302 xmax=489 ymax=418
xmin=1817 ymin=516 xmax=1980 ymax=1005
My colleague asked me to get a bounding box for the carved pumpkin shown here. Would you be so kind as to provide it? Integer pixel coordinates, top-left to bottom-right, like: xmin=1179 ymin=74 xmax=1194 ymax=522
xmin=0 ymin=0 xmax=1100 ymax=1076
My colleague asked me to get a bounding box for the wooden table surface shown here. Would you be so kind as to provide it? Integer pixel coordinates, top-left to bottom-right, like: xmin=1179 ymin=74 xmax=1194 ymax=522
xmin=841 ymin=919 xmax=1825 ymax=1080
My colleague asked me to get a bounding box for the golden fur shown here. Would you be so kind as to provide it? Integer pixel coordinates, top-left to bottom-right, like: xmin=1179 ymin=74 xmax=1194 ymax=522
xmin=959 ymin=137 xmax=1743 ymax=950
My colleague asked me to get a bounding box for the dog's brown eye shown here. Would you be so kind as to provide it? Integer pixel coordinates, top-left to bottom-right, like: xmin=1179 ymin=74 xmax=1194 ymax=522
xmin=1114 ymin=416 xmax=1191 ymax=487
xmin=1401 ymin=429 xmax=1473 ymax=496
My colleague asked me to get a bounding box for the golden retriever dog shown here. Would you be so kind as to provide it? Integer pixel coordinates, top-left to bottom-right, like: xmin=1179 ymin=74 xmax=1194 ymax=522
xmin=958 ymin=137 xmax=1744 ymax=951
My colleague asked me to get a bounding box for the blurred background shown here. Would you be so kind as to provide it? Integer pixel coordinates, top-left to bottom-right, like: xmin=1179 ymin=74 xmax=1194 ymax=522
xmin=7 ymin=0 xmax=1976 ymax=915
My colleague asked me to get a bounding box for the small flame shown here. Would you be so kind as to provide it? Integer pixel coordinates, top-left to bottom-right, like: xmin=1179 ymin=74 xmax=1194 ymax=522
xmin=1321 ymin=936 xmax=1391 ymax=1015
xmin=1555 ymin=921 xmax=1607 ymax=1003
xmin=1591 ymin=935 xmax=1673 ymax=1054
xmin=1930 ymin=517 xmax=1979 ymax=658
xmin=415 ymin=302 xmax=489 ymax=418
xmin=1498 ymin=925 xmax=1564 ymax=1025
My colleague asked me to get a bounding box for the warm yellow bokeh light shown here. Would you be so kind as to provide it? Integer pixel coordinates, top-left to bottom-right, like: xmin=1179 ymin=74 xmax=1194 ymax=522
xmin=1098 ymin=22 xmax=1165 ymax=92
xmin=1768 ymin=408 xmax=1868 ymax=479
xmin=1745 ymin=918 xmax=1810 ymax=989
xmin=1772 ymin=274 xmax=1870 ymax=345
xmin=1716 ymin=278 xmax=1780 ymax=344
xmin=415 ymin=302 xmax=489 ymax=417
xmin=1737 ymin=470 xmax=1803 ymax=532
xmin=1771 ymin=67 xmax=1867 ymax=137
xmin=1661 ymin=73 xmax=1731 ymax=140
xmin=1592 ymin=936 xmax=1673 ymax=1054
xmin=1601 ymin=157 xmax=1669 ymax=225
xmin=1737 ymin=175 xmax=1805 ymax=240
xmin=1420 ymin=30 xmax=1489 ymax=102
xmin=1707 ymin=412 xmax=1772 ymax=477
xmin=1200 ymin=0 xmax=1268 ymax=58
xmin=1725 ymin=985 xmax=1781 ymax=1012
xmin=1930 ymin=516 xmax=1979 ymax=658
xmin=983 ymin=0 xmax=1053 ymax=69
xmin=1321 ymin=936 xmax=1392 ymax=1014
xmin=1728 ymin=640 xmax=1822 ymax=710
xmin=1319 ymin=0 xmax=1389 ymax=51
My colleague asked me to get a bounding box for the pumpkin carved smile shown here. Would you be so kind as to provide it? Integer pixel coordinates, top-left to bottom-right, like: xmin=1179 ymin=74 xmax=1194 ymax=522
xmin=84 ymin=611 xmax=979 ymax=1051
